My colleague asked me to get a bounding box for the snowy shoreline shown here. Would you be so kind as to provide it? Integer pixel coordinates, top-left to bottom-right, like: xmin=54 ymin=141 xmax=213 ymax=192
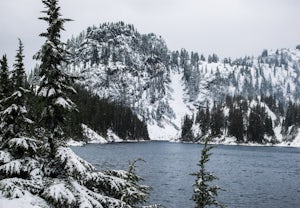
xmin=68 ymin=137 xmax=300 ymax=148
xmin=68 ymin=124 xmax=300 ymax=148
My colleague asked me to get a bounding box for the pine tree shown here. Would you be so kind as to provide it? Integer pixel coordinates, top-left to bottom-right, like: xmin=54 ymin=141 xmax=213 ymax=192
xmin=264 ymin=116 xmax=274 ymax=136
xmin=191 ymin=138 xmax=224 ymax=208
xmin=196 ymin=107 xmax=210 ymax=136
xmin=0 ymin=55 xmax=11 ymax=136
xmin=283 ymin=101 xmax=297 ymax=130
xmin=247 ymin=105 xmax=265 ymax=143
xmin=0 ymin=40 xmax=41 ymax=198
xmin=34 ymin=0 xmax=76 ymax=156
xmin=212 ymin=54 xmax=219 ymax=63
xmin=201 ymin=106 xmax=210 ymax=136
xmin=0 ymin=39 xmax=32 ymax=143
xmin=12 ymin=39 xmax=28 ymax=89
xmin=0 ymin=55 xmax=11 ymax=101
xmin=105 ymin=159 xmax=151 ymax=206
xmin=91 ymin=45 xmax=100 ymax=66
xmin=228 ymin=106 xmax=244 ymax=142
xmin=181 ymin=115 xmax=194 ymax=142
xmin=210 ymin=103 xmax=224 ymax=136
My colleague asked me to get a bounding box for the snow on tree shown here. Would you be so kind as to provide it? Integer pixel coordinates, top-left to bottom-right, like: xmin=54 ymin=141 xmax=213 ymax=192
xmin=0 ymin=40 xmax=32 ymax=144
xmin=12 ymin=39 xmax=28 ymax=90
xmin=0 ymin=55 xmax=10 ymax=137
xmin=1 ymin=144 xmax=152 ymax=207
xmin=191 ymin=138 xmax=224 ymax=208
xmin=0 ymin=55 xmax=11 ymax=111
xmin=33 ymin=0 xmax=77 ymax=156
xmin=1 ymin=1 xmax=153 ymax=207
xmin=0 ymin=40 xmax=41 ymax=201
xmin=105 ymin=159 xmax=151 ymax=207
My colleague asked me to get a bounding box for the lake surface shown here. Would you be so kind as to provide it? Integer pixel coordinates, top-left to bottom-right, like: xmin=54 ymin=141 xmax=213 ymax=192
xmin=72 ymin=141 xmax=300 ymax=208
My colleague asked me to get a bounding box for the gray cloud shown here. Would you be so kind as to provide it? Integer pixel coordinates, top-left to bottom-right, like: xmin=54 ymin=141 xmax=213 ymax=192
xmin=0 ymin=0 xmax=299 ymax=72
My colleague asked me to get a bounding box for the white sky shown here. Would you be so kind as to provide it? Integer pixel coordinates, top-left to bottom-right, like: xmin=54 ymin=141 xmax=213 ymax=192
xmin=0 ymin=0 xmax=300 ymax=72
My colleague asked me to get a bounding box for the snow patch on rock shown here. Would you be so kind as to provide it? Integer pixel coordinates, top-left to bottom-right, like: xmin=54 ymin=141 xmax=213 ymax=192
xmin=82 ymin=124 xmax=108 ymax=144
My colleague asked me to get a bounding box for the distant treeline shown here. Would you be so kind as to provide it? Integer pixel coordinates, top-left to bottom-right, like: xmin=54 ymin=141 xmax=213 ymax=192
xmin=67 ymin=85 xmax=149 ymax=141
xmin=181 ymin=95 xmax=300 ymax=144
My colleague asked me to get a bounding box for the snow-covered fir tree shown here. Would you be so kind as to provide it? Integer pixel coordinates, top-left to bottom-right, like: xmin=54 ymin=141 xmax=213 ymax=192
xmin=34 ymin=0 xmax=76 ymax=156
xmin=0 ymin=39 xmax=40 ymax=201
xmin=191 ymin=138 xmax=224 ymax=208
xmin=12 ymin=39 xmax=28 ymax=90
xmin=104 ymin=159 xmax=151 ymax=207
xmin=0 ymin=55 xmax=11 ymax=104
xmin=0 ymin=55 xmax=11 ymax=136
xmin=0 ymin=39 xmax=32 ymax=142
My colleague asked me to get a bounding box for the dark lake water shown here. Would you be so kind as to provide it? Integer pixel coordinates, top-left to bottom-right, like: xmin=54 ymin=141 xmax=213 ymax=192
xmin=72 ymin=141 xmax=300 ymax=208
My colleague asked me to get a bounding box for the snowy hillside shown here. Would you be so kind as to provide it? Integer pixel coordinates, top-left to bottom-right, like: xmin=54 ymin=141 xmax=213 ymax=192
xmin=64 ymin=22 xmax=300 ymax=146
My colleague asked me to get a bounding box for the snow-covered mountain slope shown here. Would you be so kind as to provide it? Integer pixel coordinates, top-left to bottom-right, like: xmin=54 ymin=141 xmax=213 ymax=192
xmin=195 ymin=49 xmax=300 ymax=104
xmin=64 ymin=22 xmax=300 ymax=145
xmin=65 ymin=22 xmax=175 ymax=137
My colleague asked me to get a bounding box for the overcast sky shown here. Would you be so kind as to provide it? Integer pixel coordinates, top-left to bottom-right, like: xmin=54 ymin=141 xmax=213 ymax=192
xmin=1 ymin=0 xmax=300 ymax=72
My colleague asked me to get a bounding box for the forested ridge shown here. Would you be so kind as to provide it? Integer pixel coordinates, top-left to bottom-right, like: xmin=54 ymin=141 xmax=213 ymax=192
xmin=55 ymin=21 xmax=300 ymax=144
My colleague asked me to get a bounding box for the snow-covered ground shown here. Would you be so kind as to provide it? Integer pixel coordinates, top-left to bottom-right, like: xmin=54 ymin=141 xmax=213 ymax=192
xmin=82 ymin=124 xmax=108 ymax=144
xmin=106 ymin=129 xmax=123 ymax=143
xmin=275 ymin=128 xmax=300 ymax=147
xmin=67 ymin=124 xmax=125 ymax=146
xmin=67 ymin=124 xmax=108 ymax=146
xmin=0 ymin=192 xmax=48 ymax=208
xmin=148 ymin=70 xmax=192 ymax=140
xmin=66 ymin=140 xmax=85 ymax=146
xmin=287 ymin=133 xmax=300 ymax=147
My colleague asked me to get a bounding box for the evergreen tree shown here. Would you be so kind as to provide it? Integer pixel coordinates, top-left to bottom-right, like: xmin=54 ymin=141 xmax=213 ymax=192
xmin=212 ymin=54 xmax=219 ymax=63
xmin=34 ymin=0 xmax=76 ymax=156
xmin=0 ymin=55 xmax=10 ymax=136
xmin=181 ymin=115 xmax=194 ymax=142
xmin=261 ymin=49 xmax=268 ymax=57
xmin=264 ymin=116 xmax=274 ymax=136
xmin=12 ymin=39 xmax=28 ymax=89
xmin=0 ymin=55 xmax=11 ymax=101
xmin=247 ymin=105 xmax=265 ymax=143
xmin=283 ymin=101 xmax=299 ymax=130
xmin=196 ymin=107 xmax=210 ymax=136
xmin=28 ymin=64 xmax=41 ymax=87
xmin=0 ymin=40 xmax=40 ymax=198
xmin=208 ymin=55 xmax=212 ymax=63
xmin=171 ymin=51 xmax=179 ymax=67
xmin=210 ymin=103 xmax=224 ymax=136
xmin=200 ymin=54 xmax=205 ymax=62
xmin=228 ymin=106 xmax=244 ymax=142
xmin=191 ymin=138 xmax=224 ymax=208
xmin=105 ymin=159 xmax=151 ymax=207
xmin=196 ymin=108 xmax=205 ymax=124
xmin=202 ymin=106 xmax=210 ymax=136
xmin=0 ymin=39 xmax=32 ymax=143
xmin=91 ymin=45 xmax=100 ymax=66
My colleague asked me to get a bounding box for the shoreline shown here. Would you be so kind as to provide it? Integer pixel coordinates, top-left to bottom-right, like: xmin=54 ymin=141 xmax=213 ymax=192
xmin=67 ymin=138 xmax=300 ymax=148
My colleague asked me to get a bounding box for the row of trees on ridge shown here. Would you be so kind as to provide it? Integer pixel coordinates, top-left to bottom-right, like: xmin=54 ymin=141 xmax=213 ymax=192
xmin=180 ymin=95 xmax=298 ymax=144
